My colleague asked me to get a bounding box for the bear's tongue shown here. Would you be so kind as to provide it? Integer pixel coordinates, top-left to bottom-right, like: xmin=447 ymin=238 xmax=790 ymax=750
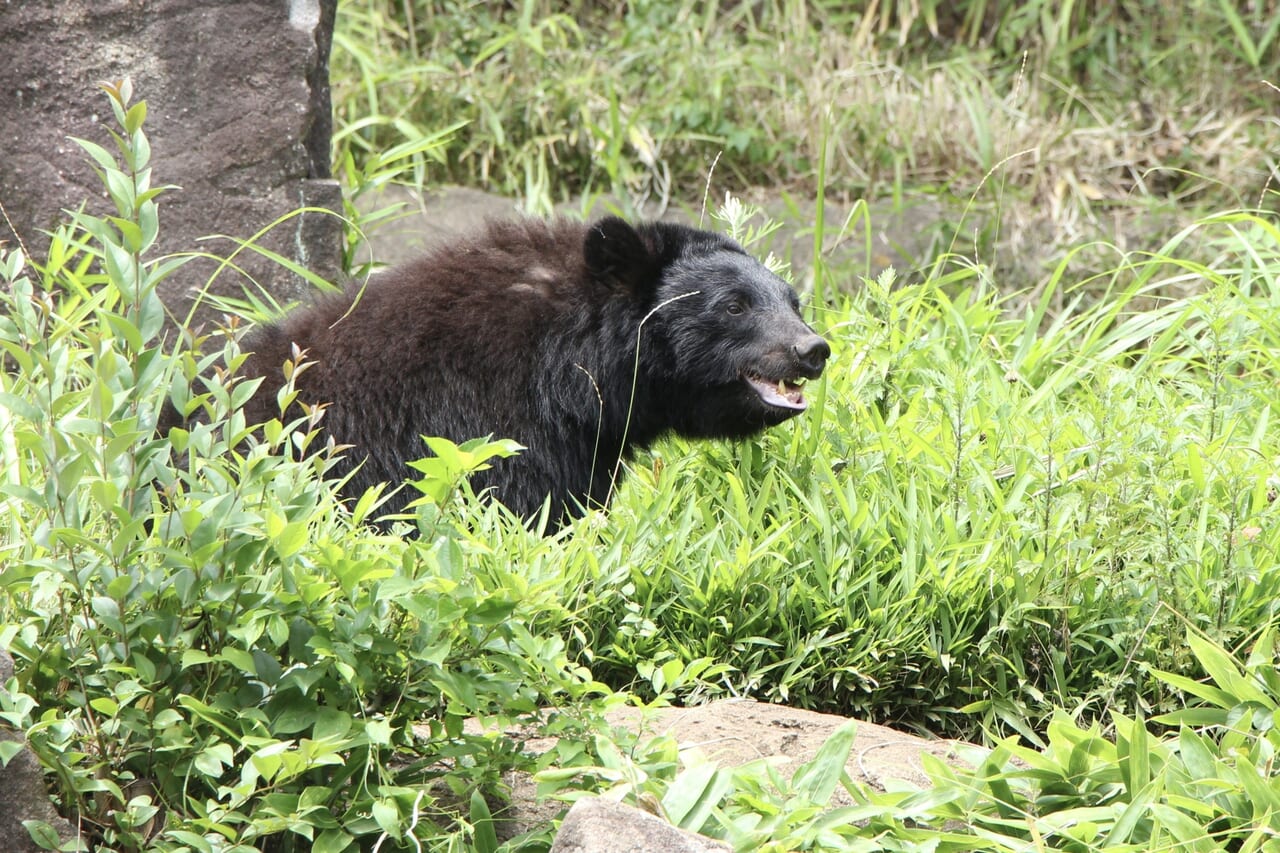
xmin=745 ymin=375 xmax=807 ymax=411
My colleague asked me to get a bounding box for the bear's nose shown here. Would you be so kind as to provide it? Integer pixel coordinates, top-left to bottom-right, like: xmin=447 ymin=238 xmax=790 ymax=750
xmin=794 ymin=335 xmax=831 ymax=375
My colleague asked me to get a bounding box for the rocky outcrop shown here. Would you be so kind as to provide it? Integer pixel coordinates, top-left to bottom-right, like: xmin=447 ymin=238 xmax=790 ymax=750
xmin=549 ymin=798 xmax=732 ymax=853
xmin=0 ymin=0 xmax=342 ymax=328
xmin=447 ymin=698 xmax=969 ymax=845
xmin=0 ymin=651 xmax=76 ymax=852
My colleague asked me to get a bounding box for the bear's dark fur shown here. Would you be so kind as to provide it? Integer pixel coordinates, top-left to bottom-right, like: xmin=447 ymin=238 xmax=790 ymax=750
xmin=189 ymin=216 xmax=829 ymax=526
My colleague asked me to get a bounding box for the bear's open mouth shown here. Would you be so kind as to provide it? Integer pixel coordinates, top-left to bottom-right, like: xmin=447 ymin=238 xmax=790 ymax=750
xmin=743 ymin=373 xmax=808 ymax=411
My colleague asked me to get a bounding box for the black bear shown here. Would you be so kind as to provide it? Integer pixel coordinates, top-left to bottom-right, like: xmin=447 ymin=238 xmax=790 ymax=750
xmin=195 ymin=216 xmax=829 ymax=527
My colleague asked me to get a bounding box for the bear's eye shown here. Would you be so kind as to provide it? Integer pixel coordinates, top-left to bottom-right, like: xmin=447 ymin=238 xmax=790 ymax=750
xmin=726 ymin=299 xmax=747 ymax=316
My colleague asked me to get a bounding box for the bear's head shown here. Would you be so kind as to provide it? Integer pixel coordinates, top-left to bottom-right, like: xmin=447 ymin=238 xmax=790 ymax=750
xmin=585 ymin=216 xmax=830 ymax=440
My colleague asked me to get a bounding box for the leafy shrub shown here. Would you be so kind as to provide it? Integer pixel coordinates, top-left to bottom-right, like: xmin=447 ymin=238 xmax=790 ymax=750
xmin=0 ymin=81 xmax=602 ymax=853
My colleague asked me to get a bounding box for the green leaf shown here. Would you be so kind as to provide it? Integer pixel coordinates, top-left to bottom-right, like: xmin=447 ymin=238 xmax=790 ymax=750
xmin=107 ymin=216 xmax=144 ymax=253
xmin=468 ymin=598 xmax=518 ymax=626
xmin=152 ymin=708 xmax=182 ymax=727
xmin=274 ymin=520 xmax=308 ymax=558
xmin=1178 ymin=728 xmax=1219 ymax=780
xmin=124 ymin=100 xmax=147 ymax=134
xmin=138 ymin=200 xmax=159 ymax=251
xmin=312 ymin=828 xmax=354 ymax=853
xmin=219 ymin=646 xmax=257 ymax=675
xmin=300 ymin=786 xmax=332 ymax=810
xmin=0 ymin=392 xmax=43 ymax=422
xmin=132 ymin=128 xmax=152 ymax=172
xmin=1186 ymin=444 xmax=1205 ymax=491
xmin=91 ymin=596 xmax=123 ymax=632
xmin=103 ymin=169 xmax=136 ymax=215
xmin=181 ymin=649 xmax=216 ymax=668
xmin=312 ymin=708 xmax=352 ymax=741
xmin=792 ymin=718 xmax=857 ymax=804
xmin=194 ymin=742 xmax=234 ymax=777
xmin=165 ymin=831 xmax=215 ymax=853
xmin=1150 ymin=803 xmax=1220 ymax=852
xmin=272 ymin=697 xmax=319 ymax=735
xmin=69 ymin=136 xmax=118 ymax=171
xmin=1115 ymin=711 xmax=1151 ymax=797
xmin=104 ymin=312 xmax=145 ymax=357
xmin=366 ymin=719 xmax=392 ymax=745
xmin=0 ymin=740 xmax=26 ymax=767
xmin=103 ymin=239 xmax=139 ymax=295
xmin=662 ymin=763 xmax=731 ymax=833
xmin=1103 ymin=782 xmax=1158 ymax=845
xmin=1149 ymin=667 xmax=1237 ymax=710
xmin=105 ymin=574 xmax=133 ymax=599
xmin=469 ymin=789 xmax=499 ymax=853
xmin=372 ymin=799 xmax=400 ymax=839
xmin=366 ymin=120 xmax=467 ymax=171
xmin=1187 ymin=630 xmax=1272 ymax=706
xmin=21 ymin=820 xmax=62 ymax=850
xmin=1236 ymin=752 xmax=1279 ymax=815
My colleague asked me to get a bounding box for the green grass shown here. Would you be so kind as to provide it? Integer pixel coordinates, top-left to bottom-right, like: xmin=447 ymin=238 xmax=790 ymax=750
xmin=332 ymin=0 xmax=1277 ymax=217
xmin=534 ymin=207 xmax=1280 ymax=745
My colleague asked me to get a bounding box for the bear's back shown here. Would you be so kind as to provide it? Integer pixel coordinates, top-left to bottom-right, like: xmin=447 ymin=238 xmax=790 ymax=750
xmin=294 ymin=218 xmax=595 ymax=348
xmin=235 ymin=218 xmax=623 ymax=464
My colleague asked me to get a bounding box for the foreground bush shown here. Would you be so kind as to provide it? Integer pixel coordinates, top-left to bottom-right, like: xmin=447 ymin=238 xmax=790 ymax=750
xmin=0 ymin=81 xmax=601 ymax=853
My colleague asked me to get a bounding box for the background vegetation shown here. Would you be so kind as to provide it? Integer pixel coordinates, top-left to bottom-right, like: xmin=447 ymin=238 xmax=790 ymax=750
xmin=333 ymin=0 xmax=1277 ymax=284
xmin=2 ymin=1 xmax=1280 ymax=851
xmin=335 ymin=0 xmax=1278 ymax=203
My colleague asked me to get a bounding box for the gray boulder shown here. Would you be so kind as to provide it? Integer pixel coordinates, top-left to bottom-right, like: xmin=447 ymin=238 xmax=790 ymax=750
xmin=0 ymin=650 xmax=77 ymax=852
xmin=549 ymin=797 xmax=731 ymax=853
xmin=0 ymin=0 xmax=343 ymax=329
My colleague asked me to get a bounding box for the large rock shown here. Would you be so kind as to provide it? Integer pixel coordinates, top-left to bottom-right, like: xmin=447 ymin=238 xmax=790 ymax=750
xmin=0 ymin=0 xmax=342 ymax=329
xmin=601 ymin=699 xmax=964 ymax=795
xmin=445 ymin=698 xmax=969 ymax=842
xmin=549 ymin=798 xmax=731 ymax=853
xmin=0 ymin=651 xmax=77 ymax=852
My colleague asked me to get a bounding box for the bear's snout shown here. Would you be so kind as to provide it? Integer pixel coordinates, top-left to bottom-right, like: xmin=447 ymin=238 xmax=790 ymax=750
xmin=792 ymin=335 xmax=830 ymax=377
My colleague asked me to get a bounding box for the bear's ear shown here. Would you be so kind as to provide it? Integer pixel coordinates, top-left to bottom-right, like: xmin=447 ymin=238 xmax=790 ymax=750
xmin=584 ymin=216 xmax=660 ymax=292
